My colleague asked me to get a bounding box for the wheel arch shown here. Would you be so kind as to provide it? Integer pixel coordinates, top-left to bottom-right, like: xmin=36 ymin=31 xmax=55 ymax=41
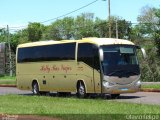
xmin=76 ymin=80 xmax=88 ymax=93
xmin=32 ymin=79 xmax=40 ymax=90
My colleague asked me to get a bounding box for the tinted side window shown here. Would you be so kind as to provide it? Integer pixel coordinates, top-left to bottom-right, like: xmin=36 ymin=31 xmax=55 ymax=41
xmin=78 ymin=43 xmax=94 ymax=68
xmin=18 ymin=43 xmax=76 ymax=63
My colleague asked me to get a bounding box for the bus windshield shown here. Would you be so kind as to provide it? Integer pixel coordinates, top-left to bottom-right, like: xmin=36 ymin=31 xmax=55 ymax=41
xmin=101 ymin=45 xmax=140 ymax=77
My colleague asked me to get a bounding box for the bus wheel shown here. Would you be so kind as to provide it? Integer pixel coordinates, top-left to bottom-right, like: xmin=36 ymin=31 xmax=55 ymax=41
xmin=111 ymin=94 xmax=120 ymax=99
xmin=32 ymin=82 xmax=40 ymax=95
xmin=77 ymin=81 xmax=86 ymax=98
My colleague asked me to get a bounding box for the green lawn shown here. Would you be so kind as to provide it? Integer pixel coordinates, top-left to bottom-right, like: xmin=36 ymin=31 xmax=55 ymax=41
xmin=0 ymin=80 xmax=16 ymax=85
xmin=0 ymin=76 xmax=16 ymax=80
xmin=142 ymin=84 xmax=160 ymax=89
xmin=0 ymin=76 xmax=16 ymax=85
xmin=0 ymin=95 xmax=159 ymax=120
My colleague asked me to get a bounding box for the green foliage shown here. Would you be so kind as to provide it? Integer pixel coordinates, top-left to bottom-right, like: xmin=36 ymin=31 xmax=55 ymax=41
xmin=1 ymin=13 xmax=132 ymax=51
xmin=137 ymin=6 xmax=158 ymax=38
xmin=27 ymin=22 xmax=44 ymax=42
xmin=94 ymin=16 xmax=132 ymax=39
xmin=142 ymin=84 xmax=160 ymax=89
xmin=132 ymin=6 xmax=160 ymax=82
xmin=154 ymin=8 xmax=160 ymax=55
xmin=110 ymin=17 xmax=132 ymax=39
xmin=10 ymin=29 xmax=29 ymax=52
xmin=154 ymin=32 xmax=160 ymax=54
xmin=137 ymin=39 xmax=160 ymax=82
xmin=0 ymin=80 xmax=16 ymax=85
xmin=46 ymin=17 xmax=74 ymax=40
xmin=94 ymin=18 xmax=108 ymax=37
xmin=0 ymin=28 xmax=6 ymax=43
xmin=0 ymin=75 xmax=15 ymax=80
xmin=41 ymin=13 xmax=131 ymax=40
xmin=0 ymin=76 xmax=16 ymax=85
xmin=74 ymin=13 xmax=98 ymax=39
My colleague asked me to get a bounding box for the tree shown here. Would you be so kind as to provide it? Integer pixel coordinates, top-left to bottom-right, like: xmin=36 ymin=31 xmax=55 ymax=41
xmin=154 ymin=8 xmax=160 ymax=55
xmin=111 ymin=17 xmax=132 ymax=39
xmin=136 ymin=7 xmax=160 ymax=82
xmin=27 ymin=22 xmax=44 ymax=42
xmin=10 ymin=29 xmax=29 ymax=52
xmin=74 ymin=13 xmax=98 ymax=39
xmin=47 ymin=13 xmax=98 ymax=40
xmin=94 ymin=18 xmax=108 ymax=37
xmin=137 ymin=6 xmax=158 ymax=38
xmin=95 ymin=16 xmax=132 ymax=39
xmin=47 ymin=17 xmax=74 ymax=40
xmin=0 ymin=28 xmax=6 ymax=43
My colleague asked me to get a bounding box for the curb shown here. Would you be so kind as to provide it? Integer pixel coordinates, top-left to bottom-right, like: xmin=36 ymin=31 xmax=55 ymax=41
xmin=141 ymin=88 xmax=160 ymax=92
xmin=0 ymin=85 xmax=16 ymax=87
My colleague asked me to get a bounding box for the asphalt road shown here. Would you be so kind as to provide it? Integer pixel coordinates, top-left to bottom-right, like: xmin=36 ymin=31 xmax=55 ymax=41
xmin=0 ymin=87 xmax=160 ymax=105
xmin=0 ymin=87 xmax=32 ymax=95
xmin=114 ymin=92 xmax=160 ymax=105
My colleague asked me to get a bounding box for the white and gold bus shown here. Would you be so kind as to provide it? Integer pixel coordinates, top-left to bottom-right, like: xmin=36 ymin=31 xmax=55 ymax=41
xmin=16 ymin=38 xmax=146 ymax=98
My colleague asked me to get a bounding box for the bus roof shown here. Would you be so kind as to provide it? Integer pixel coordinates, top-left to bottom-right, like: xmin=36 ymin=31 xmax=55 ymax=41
xmin=78 ymin=38 xmax=134 ymax=46
xmin=17 ymin=38 xmax=134 ymax=48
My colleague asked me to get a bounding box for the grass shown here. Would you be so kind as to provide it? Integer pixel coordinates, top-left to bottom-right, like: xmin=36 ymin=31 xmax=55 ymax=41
xmin=0 ymin=95 xmax=160 ymax=120
xmin=0 ymin=80 xmax=16 ymax=85
xmin=0 ymin=75 xmax=16 ymax=80
xmin=142 ymin=84 xmax=160 ymax=89
xmin=0 ymin=76 xmax=16 ymax=85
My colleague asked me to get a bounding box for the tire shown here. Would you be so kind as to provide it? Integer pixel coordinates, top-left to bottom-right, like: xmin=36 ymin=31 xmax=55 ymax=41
xmin=111 ymin=94 xmax=120 ymax=99
xmin=32 ymin=82 xmax=40 ymax=95
xmin=77 ymin=82 xmax=87 ymax=98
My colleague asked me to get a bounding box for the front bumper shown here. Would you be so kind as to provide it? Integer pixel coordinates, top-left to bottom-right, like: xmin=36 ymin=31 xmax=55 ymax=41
xmin=102 ymin=81 xmax=141 ymax=94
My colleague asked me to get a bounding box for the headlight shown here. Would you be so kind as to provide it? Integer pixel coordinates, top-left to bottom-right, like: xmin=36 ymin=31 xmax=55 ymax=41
xmin=103 ymin=81 xmax=114 ymax=87
xmin=103 ymin=81 xmax=109 ymax=87
xmin=135 ymin=80 xmax=141 ymax=86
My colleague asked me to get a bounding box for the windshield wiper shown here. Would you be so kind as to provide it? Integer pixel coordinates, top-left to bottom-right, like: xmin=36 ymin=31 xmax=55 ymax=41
xmin=126 ymin=71 xmax=139 ymax=75
xmin=108 ymin=70 xmax=125 ymax=76
xmin=108 ymin=70 xmax=139 ymax=77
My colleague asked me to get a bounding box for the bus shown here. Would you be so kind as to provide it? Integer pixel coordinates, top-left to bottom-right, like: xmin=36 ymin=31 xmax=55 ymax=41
xmin=16 ymin=38 xmax=146 ymax=98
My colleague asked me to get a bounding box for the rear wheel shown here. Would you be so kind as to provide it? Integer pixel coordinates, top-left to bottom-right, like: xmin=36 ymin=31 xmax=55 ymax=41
xmin=77 ymin=81 xmax=87 ymax=98
xmin=32 ymin=82 xmax=40 ymax=95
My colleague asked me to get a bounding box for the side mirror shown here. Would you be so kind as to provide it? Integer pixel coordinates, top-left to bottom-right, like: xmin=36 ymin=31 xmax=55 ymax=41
xmin=141 ymin=48 xmax=147 ymax=59
xmin=136 ymin=45 xmax=147 ymax=59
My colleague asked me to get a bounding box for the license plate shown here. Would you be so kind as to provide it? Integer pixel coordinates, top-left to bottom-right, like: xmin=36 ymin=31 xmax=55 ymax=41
xmin=120 ymin=88 xmax=128 ymax=91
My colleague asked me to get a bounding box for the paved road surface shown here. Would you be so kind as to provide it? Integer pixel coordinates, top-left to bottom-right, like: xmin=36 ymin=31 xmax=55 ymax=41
xmin=0 ymin=87 xmax=160 ymax=105
xmin=114 ymin=92 xmax=160 ymax=105
xmin=0 ymin=87 xmax=32 ymax=95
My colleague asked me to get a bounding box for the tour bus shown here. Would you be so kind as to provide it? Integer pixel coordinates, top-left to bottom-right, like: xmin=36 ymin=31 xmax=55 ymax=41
xmin=16 ymin=38 xmax=146 ymax=98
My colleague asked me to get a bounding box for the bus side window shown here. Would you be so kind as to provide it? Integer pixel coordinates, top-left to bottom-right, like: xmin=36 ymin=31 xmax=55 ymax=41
xmin=78 ymin=43 xmax=94 ymax=68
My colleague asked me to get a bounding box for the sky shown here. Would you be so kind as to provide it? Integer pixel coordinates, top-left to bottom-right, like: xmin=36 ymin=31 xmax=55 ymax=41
xmin=0 ymin=0 xmax=160 ymax=31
